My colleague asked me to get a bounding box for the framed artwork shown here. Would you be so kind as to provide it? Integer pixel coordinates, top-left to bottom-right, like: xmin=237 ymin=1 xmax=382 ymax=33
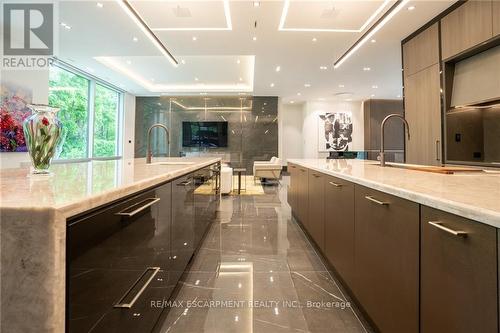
xmin=0 ymin=82 xmax=33 ymax=152
xmin=318 ymin=112 xmax=353 ymax=152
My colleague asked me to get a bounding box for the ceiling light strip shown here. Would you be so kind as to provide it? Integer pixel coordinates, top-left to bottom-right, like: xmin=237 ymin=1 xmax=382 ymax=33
xmin=152 ymin=0 xmax=232 ymax=31
xmin=333 ymin=0 xmax=410 ymax=68
xmin=279 ymin=0 xmax=391 ymax=33
xmin=116 ymin=0 xmax=178 ymax=66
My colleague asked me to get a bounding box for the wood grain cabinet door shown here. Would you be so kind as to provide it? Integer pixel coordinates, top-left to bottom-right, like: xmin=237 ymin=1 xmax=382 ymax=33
xmin=324 ymin=176 xmax=355 ymax=286
xmin=441 ymin=0 xmax=493 ymax=59
xmin=404 ymin=63 xmax=442 ymax=166
xmin=297 ymin=166 xmax=309 ymax=228
xmin=403 ymin=23 xmax=439 ymax=76
xmin=307 ymin=170 xmax=325 ymax=250
xmin=354 ymin=185 xmax=419 ymax=333
xmin=493 ymin=0 xmax=500 ymax=36
xmin=287 ymin=163 xmax=297 ymax=214
xmin=420 ymin=206 xmax=498 ymax=333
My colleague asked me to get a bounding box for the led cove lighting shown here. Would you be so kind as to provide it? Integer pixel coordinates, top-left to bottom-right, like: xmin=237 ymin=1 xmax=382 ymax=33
xmin=152 ymin=0 xmax=232 ymax=31
xmin=97 ymin=2 xmax=103 ymax=8
xmin=279 ymin=0 xmax=391 ymax=32
xmin=275 ymin=66 xmax=281 ymax=72
xmin=115 ymin=0 xmax=178 ymax=66
xmin=334 ymin=0 xmax=410 ymax=68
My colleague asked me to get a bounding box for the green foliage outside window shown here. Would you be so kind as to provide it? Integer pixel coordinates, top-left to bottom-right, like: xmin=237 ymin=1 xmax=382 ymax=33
xmin=48 ymin=65 xmax=121 ymax=159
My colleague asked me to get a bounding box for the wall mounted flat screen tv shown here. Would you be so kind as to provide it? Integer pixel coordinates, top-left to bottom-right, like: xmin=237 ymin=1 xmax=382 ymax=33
xmin=182 ymin=121 xmax=228 ymax=148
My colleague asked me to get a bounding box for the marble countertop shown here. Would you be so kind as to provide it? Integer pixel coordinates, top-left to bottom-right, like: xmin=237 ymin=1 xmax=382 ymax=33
xmin=288 ymin=159 xmax=500 ymax=227
xmin=0 ymin=157 xmax=220 ymax=218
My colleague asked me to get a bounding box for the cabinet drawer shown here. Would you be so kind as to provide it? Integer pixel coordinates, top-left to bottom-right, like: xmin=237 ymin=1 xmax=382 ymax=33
xmin=354 ymin=185 xmax=419 ymax=333
xmin=324 ymin=176 xmax=355 ymax=286
xmin=307 ymin=170 xmax=325 ymax=250
xmin=420 ymin=206 xmax=498 ymax=333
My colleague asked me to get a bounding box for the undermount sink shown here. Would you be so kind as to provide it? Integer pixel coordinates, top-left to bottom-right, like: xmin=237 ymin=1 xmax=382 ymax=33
xmin=148 ymin=161 xmax=195 ymax=166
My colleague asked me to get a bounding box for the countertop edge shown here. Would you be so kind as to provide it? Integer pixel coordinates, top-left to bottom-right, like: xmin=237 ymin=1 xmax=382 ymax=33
xmin=59 ymin=157 xmax=221 ymax=218
xmin=288 ymin=159 xmax=500 ymax=228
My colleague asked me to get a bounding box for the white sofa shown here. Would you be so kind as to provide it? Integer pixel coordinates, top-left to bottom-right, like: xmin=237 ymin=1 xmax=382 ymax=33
xmin=220 ymin=165 xmax=233 ymax=194
xmin=253 ymin=157 xmax=282 ymax=183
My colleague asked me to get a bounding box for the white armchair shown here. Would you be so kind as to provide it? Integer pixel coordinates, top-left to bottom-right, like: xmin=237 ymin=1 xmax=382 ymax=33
xmin=253 ymin=156 xmax=282 ymax=183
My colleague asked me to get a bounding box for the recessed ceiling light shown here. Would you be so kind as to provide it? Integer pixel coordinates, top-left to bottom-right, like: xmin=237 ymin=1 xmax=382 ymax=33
xmin=371 ymin=94 xmax=375 ymax=97
xmin=252 ymin=36 xmax=257 ymax=41
xmin=312 ymin=37 xmax=317 ymax=42
xmin=290 ymin=101 xmax=295 ymax=104
xmin=363 ymin=67 xmax=371 ymax=71
xmin=253 ymin=1 xmax=260 ymax=7
xmin=116 ymin=0 xmax=178 ymax=66
xmin=126 ymin=60 xmax=132 ymax=65
xmin=236 ymin=59 xmax=241 ymax=64
xmin=345 ymin=98 xmax=353 ymax=102
xmin=333 ymin=0 xmax=410 ymax=68
xmin=270 ymin=83 xmax=275 ymax=87
xmin=320 ymin=66 xmax=328 ymax=70
xmin=239 ymin=77 xmax=243 ymax=82
xmin=371 ymin=39 xmax=376 ymax=43
xmin=338 ymin=84 xmax=345 ymax=88
xmin=304 ymin=83 xmax=311 ymax=88
xmin=97 ymin=2 xmax=103 ymax=8
xmin=275 ymin=66 xmax=281 ymax=72
xmin=297 ymin=92 xmax=301 ymax=96
xmin=181 ymin=59 xmax=186 ymax=64
xmin=407 ymin=5 xmax=416 ymax=11
xmin=133 ymin=37 xmax=138 ymax=42
xmin=192 ymin=36 xmax=197 ymax=41
xmin=194 ymin=77 xmax=199 ymax=81
xmin=372 ymin=85 xmax=378 ymax=89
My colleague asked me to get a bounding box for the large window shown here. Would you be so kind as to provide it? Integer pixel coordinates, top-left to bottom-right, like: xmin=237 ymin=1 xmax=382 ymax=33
xmin=49 ymin=64 xmax=122 ymax=160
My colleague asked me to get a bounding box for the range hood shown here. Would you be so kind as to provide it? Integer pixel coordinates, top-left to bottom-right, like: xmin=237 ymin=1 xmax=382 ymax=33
xmin=451 ymin=45 xmax=500 ymax=108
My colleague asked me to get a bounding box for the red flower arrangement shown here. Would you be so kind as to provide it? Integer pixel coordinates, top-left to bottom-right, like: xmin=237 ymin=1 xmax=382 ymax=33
xmin=0 ymin=95 xmax=30 ymax=152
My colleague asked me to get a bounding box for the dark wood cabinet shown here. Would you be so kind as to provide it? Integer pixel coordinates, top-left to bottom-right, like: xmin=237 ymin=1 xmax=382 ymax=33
xmin=354 ymin=185 xmax=419 ymax=333
xmin=307 ymin=170 xmax=325 ymax=250
xmin=324 ymin=175 xmax=355 ymax=286
xmin=67 ymin=182 xmax=172 ymax=333
xmin=287 ymin=163 xmax=298 ymax=215
xmin=420 ymin=206 xmax=498 ymax=333
xmin=297 ymin=166 xmax=309 ymax=228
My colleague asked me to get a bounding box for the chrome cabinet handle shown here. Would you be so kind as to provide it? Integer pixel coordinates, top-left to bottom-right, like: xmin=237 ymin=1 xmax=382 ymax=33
xmin=328 ymin=181 xmax=342 ymax=187
xmin=312 ymin=173 xmax=321 ymax=178
xmin=428 ymin=221 xmax=467 ymax=237
xmin=365 ymin=196 xmax=389 ymax=206
xmin=114 ymin=267 xmax=161 ymax=308
xmin=436 ymin=140 xmax=440 ymax=161
xmin=115 ymin=197 xmax=160 ymax=217
xmin=177 ymin=180 xmax=193 ymax=186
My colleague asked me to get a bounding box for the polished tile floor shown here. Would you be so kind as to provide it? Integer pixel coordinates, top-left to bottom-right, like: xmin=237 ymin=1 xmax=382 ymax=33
xmin=161 ymin=177 xmax=371 ymax=333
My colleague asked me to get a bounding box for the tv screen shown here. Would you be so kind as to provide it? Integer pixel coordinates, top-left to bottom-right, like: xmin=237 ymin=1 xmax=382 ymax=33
xmin=182 ymin=121 xmax=228 ymax=148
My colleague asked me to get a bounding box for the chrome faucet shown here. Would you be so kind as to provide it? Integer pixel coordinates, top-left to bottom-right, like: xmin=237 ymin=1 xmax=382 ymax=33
xmin=379 ymin=114 xmax=410 ymax=167
xmin=146 ymin=124 xmax=170 ymax=164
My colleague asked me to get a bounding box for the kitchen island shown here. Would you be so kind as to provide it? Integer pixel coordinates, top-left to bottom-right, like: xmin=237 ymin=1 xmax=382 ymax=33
xmin=0 ymin=157 xmax=220 ymax=332
xmin=287 ymin=158 xmax=500 ymax=333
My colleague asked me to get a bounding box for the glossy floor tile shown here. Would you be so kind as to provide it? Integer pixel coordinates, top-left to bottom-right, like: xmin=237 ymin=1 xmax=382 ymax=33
xmin=160 ymin=177 xmax=372 ymax=333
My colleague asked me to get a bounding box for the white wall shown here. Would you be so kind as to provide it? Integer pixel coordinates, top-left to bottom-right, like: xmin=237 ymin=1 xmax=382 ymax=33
xmin=278 ymin=102 xmax=304 ymax=166
xmin=122 ymin=93 xmax=136 ymax=159
xmin=0 ymin=69 xmax=49 ymax=169
xmin=302 ymin=100 xmax=364 ymax=159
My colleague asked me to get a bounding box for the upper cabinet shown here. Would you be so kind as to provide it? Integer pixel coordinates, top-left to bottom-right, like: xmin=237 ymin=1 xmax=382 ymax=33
xmin=403 ymin=23 xmax=439 ymax=76
xmin=441 ymin=0 xmax=493 ymax=60
xmin=494 ymin=0 xmax=500 ymax=36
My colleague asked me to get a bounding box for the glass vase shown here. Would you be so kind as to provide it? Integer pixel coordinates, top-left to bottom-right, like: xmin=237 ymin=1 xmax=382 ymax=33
xmin=23 ymin=104 xmax=63 ymax=174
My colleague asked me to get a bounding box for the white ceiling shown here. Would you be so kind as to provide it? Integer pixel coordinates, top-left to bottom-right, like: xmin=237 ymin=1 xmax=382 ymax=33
xmin=57 ymin=0 xmax=455 ymax=103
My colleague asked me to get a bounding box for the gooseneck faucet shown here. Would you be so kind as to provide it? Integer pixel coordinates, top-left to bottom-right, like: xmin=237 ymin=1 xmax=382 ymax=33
xmin=146 ymin=124 xmax=170 ymax=164
xmin=379 ymin=114 xmax=410 ymax=167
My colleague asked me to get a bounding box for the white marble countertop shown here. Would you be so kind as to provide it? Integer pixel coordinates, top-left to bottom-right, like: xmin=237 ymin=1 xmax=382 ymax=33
xmin=288 ymin=159 xmax=500 ymax=227
xmin=0 ymin=157 xmax=220 ymax=218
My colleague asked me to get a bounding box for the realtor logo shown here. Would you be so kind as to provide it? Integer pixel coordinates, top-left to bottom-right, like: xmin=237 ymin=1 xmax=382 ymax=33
xmin=3 ymin=3 xmax=53 ymax=56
